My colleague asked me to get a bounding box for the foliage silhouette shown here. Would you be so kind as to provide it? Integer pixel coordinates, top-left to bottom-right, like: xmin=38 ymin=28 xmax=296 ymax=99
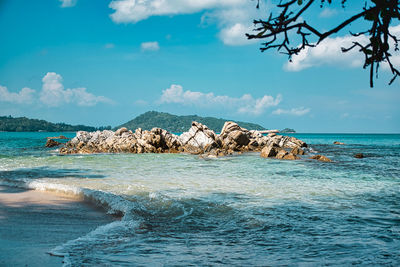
xmin=247 ymin=0 xmax=400 ymax=87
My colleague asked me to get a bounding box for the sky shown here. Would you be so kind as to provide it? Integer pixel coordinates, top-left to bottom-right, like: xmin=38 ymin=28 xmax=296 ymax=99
xmin=0 ymin=0 xmax=399 ymax=133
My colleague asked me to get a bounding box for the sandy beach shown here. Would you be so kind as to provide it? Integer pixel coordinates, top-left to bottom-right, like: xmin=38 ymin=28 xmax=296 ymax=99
xmin=0 ymin=185 xmax=115 ymax=266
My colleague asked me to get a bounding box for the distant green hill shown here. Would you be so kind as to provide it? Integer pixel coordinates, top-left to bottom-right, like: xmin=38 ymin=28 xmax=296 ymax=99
xmin=116 ymin=111 xmax=266 ymax=133
xmin=0 ymin=116 xmax=109 ymax=132
xmin=280 ymin=128 xmax=296 ymax=133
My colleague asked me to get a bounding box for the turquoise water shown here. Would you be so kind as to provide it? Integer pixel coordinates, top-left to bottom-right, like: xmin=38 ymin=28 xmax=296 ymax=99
xmin=0 ymin=132 xmax=399 ymax=266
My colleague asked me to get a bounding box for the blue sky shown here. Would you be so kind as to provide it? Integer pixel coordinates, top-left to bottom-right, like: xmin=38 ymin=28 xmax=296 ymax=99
xmin=0 ymin=0 xmax=399 ymax=132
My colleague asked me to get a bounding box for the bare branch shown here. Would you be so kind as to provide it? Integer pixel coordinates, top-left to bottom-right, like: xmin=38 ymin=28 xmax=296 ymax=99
xmin=248 ymin=0 xmax=400 ymax=87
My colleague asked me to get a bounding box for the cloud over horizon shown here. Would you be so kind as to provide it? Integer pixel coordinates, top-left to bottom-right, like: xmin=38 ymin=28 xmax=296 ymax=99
xmin=272 ymin=107 xmax=310 ymax=116
xmin=159 ymin=84 xmax=281 ymax=115
xmin=40 ymin=72 xmax=113 ymax=107
xmin=109 ymin=0 xmax=265 ymax=46
xmin=1 ymin=73 xmax=112 ymax=107
xmin=0 ymin=85 xmax=35 ymax=104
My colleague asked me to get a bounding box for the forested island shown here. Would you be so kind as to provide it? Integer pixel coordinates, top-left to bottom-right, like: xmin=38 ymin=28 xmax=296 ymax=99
xmin=117 ymin=111 xmax=266 ymax=133
xmin=1 ymin=112 xmax=295 ymax=133
xmin=280 ymin=128 xmax=296 ymax=133
xmin=0 ymin=116 xmax=110 ymax=132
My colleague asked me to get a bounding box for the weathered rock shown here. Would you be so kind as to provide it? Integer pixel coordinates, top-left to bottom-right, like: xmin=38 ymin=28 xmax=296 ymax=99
xmin=283 ymin=153 xmax=300 ymax=160
xmin=219 ymin=121 xmax=252 ymax=151
xmin=76 ymin=131 xmax=92 ymax=143
xmin=229 ymin=130 xmax=250 ymax=146
xmin=309 ymin=155 xmax=332 ymax=162
xmin=291 ymin=146 xmax=305 ymax=155
xmin=274 ymin=150 xmax=298 ymax=160
xmin=115 ymin=127 xmax=129 ymax=136
xmin=47 ymin=135 xmax=69 ymax=140
xmin=333 ymin=141 xmax=345 ymax=145
xmin=60 ymin=127 xmax=181 ymax=154
xmin=45 ymin=139 xmax=62 ymax=148
xmin=260 ymin=144 xmax=281 ymax=158
xmin=220 ymin=121 xmax=242 ymax=137
xmin=275 ymin=150 xmax=288 ymax=159
xmin=180 ymin=122 xmax=218 ymax=152
xmin=354 ymin=153 xmax=364 ymax=158
xmin=276 ymin=135 xmax=307 ymax=148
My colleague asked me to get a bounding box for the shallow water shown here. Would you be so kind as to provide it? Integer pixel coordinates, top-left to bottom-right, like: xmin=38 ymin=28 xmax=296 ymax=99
xmin=0 ymin=132 xmax=399 ymax=266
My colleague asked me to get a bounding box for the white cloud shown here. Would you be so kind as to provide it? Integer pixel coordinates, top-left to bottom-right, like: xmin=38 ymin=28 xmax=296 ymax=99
xmin=381 ymin=25 xmax=400 ymax=71
xmin=109 ymin=0 xmax=244 ymax=23
xmin=109 ymin=0 xmax=265 ymax=46
xmin=59 ymin=0 xmax=76 ymax=8
xmin=272 ymin=107 xmax=310 ymax=116
xmin=40 ymin=72 xmax=112 ymax=107
xmin=0 ymin=85 xmax=35 ymax=104
xmin=285 ymin=35 xmax=367 ymax=71
xmin=219 ymin=23 xmax=253 ymax=46
xmin=141 ymin=41 xmax=160 ymax=52
xmin=159 ymin=84 xmax=281 ymax=115
xmin=202 ymin=4 xmax=263 ymax=46
xmin=286 ymin=25 xmax=400 ymax=72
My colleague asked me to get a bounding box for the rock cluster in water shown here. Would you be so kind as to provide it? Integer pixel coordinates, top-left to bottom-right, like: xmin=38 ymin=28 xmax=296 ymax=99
xmin=45 ymin=138 xmax=62 ymax=148
xmin=45 ymin=135 xmax=69 ymax=148
xmin=59 ymin=121 xmax=307 ymax=157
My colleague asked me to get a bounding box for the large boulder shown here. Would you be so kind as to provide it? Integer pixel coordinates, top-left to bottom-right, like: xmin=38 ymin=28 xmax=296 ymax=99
xmin=220 ymin=121 xmax=242 ymax=136
xmin=275 ymin=135 xmax=307 ymax=148
xmin=179 ymin=122 xmax=219 ymax=153
xmin=260 ymin=144 xmax=281 ymax=158
xmin=291 ymin=146 xmax=305 ymax=155
xmin=115 ymin=127 xmax=129 ymax=136
xmin=45 ymin=139 xmax=61 ymax=148
xmin=282 ymin=153 xmax=299 ymax=160
xmin=219 ymin=121 xmax=250 ymax=151
xmin=275 ymin=150 xmax=299 ymax=160
xmin=309 ymin=155 xmax=332 ymax=162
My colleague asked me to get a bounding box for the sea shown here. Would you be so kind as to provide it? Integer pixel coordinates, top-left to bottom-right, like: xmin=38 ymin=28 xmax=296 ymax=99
xmin=0 ymin=132 xmax=399 ymax=266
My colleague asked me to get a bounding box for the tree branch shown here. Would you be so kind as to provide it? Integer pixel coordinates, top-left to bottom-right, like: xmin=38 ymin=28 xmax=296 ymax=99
xmin=248 ymin=0 xmax=400 ymax=87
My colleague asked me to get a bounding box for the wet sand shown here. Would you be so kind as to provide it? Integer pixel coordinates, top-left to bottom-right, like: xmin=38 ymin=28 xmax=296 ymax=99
xmin=0 ymin=186 xmax=115 ymax=266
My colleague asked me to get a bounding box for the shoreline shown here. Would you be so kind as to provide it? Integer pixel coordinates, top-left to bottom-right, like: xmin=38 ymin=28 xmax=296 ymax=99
xmin=0 ymin=185 xmax=116 ymax=266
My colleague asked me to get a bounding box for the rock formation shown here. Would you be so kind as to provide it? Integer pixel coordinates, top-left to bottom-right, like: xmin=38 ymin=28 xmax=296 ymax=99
xmin=47 ymin=135 xmax=69 ymax=140
xmin=59 ymin=121 xmax=307 ymax=158
xmin=309 ymin=155 xmax=332 ymax=162
xmin=60 ymin=127 xmax=181 ymax=154
xmin=290 ymin=146 xmax=305 ymax=155
xmin=260 ymin=143 xmax=303 ymax=160
xmin=354 ymin=153 xmax=364 ymax=158
xmin=45 ymin=138 xmax=62 ymax=148
xmin=333 ymin=141 xmax=345 ymax=145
